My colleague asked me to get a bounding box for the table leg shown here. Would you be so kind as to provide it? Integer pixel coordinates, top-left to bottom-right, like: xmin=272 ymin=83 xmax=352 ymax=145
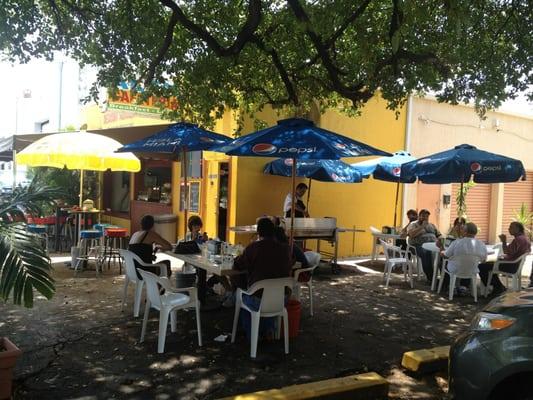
xmin=196 ymin=268 xmax=207 ymax=305
xmin=431 ymin=252 xmax=441 ymax=291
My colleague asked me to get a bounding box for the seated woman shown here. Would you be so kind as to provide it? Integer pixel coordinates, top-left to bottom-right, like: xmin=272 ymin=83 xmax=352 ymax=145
xmin=184 ymin=215 xmax=209 ymax=243
xmin=448 ymin=217 xmax=467 ymax=239
xmin=129 ymin=215 xmax=172 ymax=278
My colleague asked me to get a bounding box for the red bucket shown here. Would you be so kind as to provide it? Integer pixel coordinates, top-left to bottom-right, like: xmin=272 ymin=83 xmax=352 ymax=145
xmin=285 ymin=299 xmax=301 ymax=338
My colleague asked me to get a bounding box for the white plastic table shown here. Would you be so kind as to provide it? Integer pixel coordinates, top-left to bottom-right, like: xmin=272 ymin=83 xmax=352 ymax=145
xmin=371 ymin=232 xmax=402 ymax=261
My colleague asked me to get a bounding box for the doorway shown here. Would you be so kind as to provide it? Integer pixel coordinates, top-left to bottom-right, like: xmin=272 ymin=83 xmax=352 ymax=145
xmin=217 ymin=162 xmax=229 ymax=241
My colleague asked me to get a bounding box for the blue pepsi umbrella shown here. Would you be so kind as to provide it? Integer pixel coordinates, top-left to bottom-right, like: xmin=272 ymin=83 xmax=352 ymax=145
xmin=212 ymin=118 xmax=391 ymax=159
xmin=351 ymin=151 xmax=416 ymax=226
xmin=264 ymin=158 xmax=363 ymax=183
xmin=400 ymin=144 xmax=526 ymax=184
xmin=213 ymin=118 xmax=390 ymax=245
xmin=116 ymin=122 xmax=230 ymax=153
xmin=116 ymin=122 xmax=231 ymax=236
xmin=400 ymin=144 xmax=526 ymax=214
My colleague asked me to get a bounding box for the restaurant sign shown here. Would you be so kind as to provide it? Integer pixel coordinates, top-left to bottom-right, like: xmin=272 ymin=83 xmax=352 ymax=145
xmin=108 ymin=87 xmax=178 ymax=114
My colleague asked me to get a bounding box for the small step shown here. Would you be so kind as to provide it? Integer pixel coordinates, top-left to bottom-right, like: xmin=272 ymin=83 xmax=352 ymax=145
xmin=401 ymin=345 xmax=450 ymax=373
xmin=217 ymin=372 xmax=388 ymax=400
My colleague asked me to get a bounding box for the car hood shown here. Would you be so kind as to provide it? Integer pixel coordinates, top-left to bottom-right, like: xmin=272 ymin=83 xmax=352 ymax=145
xmin=484 ymin=289 xmax=533 ymax=314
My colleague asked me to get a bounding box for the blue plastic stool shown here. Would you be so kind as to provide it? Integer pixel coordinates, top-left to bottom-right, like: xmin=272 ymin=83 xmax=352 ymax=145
xmin=27 ymin=224 xmax=49 ymax=252
xmin=76 ymin=230 xmax=104 ymax=275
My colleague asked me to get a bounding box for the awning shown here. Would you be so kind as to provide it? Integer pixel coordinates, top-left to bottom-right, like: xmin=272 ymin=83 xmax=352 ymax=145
xmin=0 ymin=123 xmax=174 ymax=162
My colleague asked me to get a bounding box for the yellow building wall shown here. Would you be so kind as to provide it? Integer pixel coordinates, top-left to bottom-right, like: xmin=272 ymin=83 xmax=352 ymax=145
xmin=405 ymin=97 xmax=533 ymax=242
xmin=229 ymin=96 xmax=407 ymax=256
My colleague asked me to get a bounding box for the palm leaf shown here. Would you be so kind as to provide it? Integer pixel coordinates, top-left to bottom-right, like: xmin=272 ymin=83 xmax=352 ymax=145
xmin=0 ymin=222 xmax=55 ymax=308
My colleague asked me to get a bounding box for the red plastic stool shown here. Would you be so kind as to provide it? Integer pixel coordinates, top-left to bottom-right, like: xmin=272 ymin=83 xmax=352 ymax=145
xmin=103 ymin=228 xmax=128 ymax=273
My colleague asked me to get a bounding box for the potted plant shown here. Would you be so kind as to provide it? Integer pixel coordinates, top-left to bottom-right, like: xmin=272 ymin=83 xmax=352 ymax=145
xmin=0 ymin=337 xmax=22 ymax=399
xmin=0 ymin=182 xmax=59 ymax=399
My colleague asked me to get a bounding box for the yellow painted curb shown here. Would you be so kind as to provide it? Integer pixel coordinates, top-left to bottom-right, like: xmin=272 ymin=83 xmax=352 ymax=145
xmin=217 ymin=372 xmax=388 ymax=400
xmin=401 ymin=345 xmax=450 ymax=373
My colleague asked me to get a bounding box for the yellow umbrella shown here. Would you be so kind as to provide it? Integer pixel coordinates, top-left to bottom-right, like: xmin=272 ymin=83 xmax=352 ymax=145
xmin=16 ymin=131 xmax=140 ymax=206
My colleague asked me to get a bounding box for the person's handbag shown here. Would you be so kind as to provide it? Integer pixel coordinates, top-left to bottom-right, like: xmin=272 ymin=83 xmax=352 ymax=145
xmin=174 ymin=240 xmax=200 ymax=254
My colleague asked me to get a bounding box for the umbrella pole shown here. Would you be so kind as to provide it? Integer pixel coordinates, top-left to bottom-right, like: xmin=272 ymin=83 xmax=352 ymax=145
xmin=306 ymin=177 xmax=312 ymax=214
xmin=459 ymin=181 xmax=464 ymax=217
xmin=182 ymin=149 xmax=188 ymax=239
xmin=290 ymin=157 xmax=297 ymax=252
xmin=79 ymin=169 xmax=84 ymax=207
xmin=393 ymin=181 xmax=400 ymax=228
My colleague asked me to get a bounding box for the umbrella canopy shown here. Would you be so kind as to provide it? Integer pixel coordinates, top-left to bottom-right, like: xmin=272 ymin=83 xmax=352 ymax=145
xmin=16 ymin=131 xmax=140 ymax=208
xmin=212 ymin=118 xmax=391 ymax=159
xmin=16 ymin=132 xmax=140 ymax=172
xmin=351 ymin=151 xmax=416 ymax=182
xmin=400 ymin=144 xmax=526 ymax=184
xmin=116 ymin=122 xmax=230 ymax=154
xmin=264 ymin=158 xmax=363 ymax=183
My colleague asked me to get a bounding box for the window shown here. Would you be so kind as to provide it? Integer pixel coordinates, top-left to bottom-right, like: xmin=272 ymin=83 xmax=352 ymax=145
xmin=103 ymin=171 xmax=130 ymax=214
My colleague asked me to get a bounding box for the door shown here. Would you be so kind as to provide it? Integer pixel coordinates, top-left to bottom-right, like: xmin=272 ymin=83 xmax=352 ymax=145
xmin=501 ymin=173 xmax=533 ymax=234
xmin=217 ymin=162 xmax=229 ymax=242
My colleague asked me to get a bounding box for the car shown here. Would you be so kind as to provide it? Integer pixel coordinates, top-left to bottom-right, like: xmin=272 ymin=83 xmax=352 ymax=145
xmin=449 ymin=289 xmax=533 ymax=400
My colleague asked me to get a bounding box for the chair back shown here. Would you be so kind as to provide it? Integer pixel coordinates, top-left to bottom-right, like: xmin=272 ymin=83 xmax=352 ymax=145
xmin=370 ymin=226 xmax=381 ymax=235
xmin=120 ymin=249 xmax=141 ymax=283
xmin=380 ymin=240 xmax=402 ymax=261
xmin=492 ymin=243 xmax=503 ymax=257
xmin=449 ymin=254 xmax=482 ymax=276
xmin=304 ymin=251 xmax=321 ymax=268
xmin=137 ymin=269 xmax=163 ymax=309
xmin=248 ymin=277 xmax=294 ymax=314
xmin=514 ymin=253 xmax=528 ymax=275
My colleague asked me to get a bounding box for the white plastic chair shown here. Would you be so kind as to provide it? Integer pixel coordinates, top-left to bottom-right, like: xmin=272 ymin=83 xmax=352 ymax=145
xmin=120 ymin=249 xmax=168 ymax=317
xmin=484 ymin=253 xmax=528 ymax=297
xmin=293 ymin=252 xmax=321 ymax=316
xmin=138 ymin=269 xmax=202 ymax=353
xmin=406 ymin=244 xmax=424 ymax=281
xmin=380 ymin=240 xmax=414 ymax=289
xmin=231 ymin=277 xmax=294 ymax=359
xmin=437 ymin=254 xmax=482 ymax=302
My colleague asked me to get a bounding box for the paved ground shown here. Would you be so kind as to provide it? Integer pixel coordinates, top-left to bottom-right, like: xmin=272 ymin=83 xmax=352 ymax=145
xmin=3 ymin=253 xmax=531 ymax=399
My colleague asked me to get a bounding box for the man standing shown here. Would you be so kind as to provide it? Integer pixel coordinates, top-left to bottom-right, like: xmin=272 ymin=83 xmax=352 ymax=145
xmin=407 ymin=209 xmax=443 ymax=283
xmin=283 ymin=182 xmax=310 ymax=218
xmin=479 ymin=222 xmax=531 ymax=296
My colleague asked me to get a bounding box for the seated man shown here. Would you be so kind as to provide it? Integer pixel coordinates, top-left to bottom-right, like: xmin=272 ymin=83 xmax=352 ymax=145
xmin=233 ymin=218 xmax=292 ymax=288
xmin=396 ymin=209 xmax=418 ymax=250
xmin=441 ymin=222 xmax=487 ymax=289
xmin=407 ymin=209 xmax=443 ymax=283
xmin=479 ymin=222 xmax=531 ymax=296
xmin=230 ymin=218 xmax=292 ymax=338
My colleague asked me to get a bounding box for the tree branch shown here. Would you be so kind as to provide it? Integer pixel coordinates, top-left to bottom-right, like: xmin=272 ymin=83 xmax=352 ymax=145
xmin=325 ymin=0 xmax=372 ymax=48
xmin=251 ymin=35 xmax=299 ymax=105
xmin=287 ymin=0 xmax=372 ymax=105
xmin=159 ymin=0 xmax=262 ymax=57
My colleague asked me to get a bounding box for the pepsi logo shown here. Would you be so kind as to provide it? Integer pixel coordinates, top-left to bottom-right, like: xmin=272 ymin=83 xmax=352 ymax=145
xmin=199 ymin=137 xmax=215 ymax=143
xmin=252 ymin=143 xmax=277 ymax=155
xmin=331 ymin=173 xmax=339 ymax=180
xmin=333 ymin=143 xmax=347 ymax=150
xmin=470 ymin=162 xmax=482 ymax=172
xmin=284 ymin=159 xmax=294 ymax=166
xmin=392 ymin=167 xmax=401 ymax=176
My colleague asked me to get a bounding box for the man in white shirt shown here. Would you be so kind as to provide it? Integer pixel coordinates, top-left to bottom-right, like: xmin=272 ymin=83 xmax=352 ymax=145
xmin=440 ymin=222 xmax=487 ymax=292
xmin=443 ymin=222 xmax=487 ymax=272
xmin=283 ymin=182 xmax=310 ymax=218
